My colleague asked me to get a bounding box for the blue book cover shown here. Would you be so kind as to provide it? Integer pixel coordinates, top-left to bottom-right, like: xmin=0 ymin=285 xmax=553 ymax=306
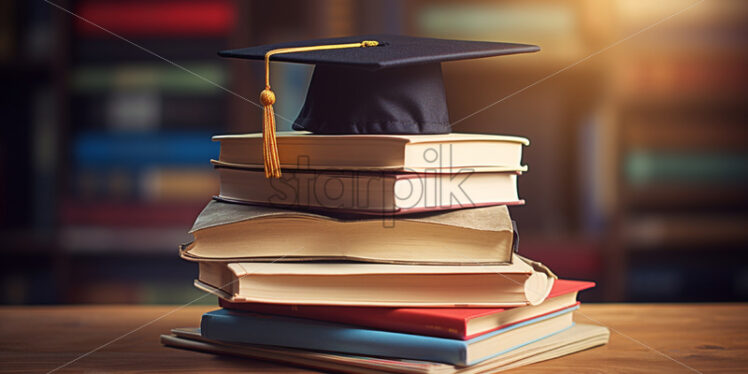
xmin=200 ymin=305 xmax=578 ymax=366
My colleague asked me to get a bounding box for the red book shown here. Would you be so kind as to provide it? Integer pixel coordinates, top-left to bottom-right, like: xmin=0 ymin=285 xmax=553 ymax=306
xmin=76 ymin=0 xmax=235 ymax=37
xmin=220 ymin=279 xmax=594 ymax=340
xmin=60 ymin=200 xmax=205 ymax=227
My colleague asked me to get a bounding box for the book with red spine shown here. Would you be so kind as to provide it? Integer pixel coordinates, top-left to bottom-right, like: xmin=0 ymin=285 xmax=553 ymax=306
xmin=220 ymin=279 xmax=594 ymax=340
xmin=75 ymin=0 xmax=235 ymax=37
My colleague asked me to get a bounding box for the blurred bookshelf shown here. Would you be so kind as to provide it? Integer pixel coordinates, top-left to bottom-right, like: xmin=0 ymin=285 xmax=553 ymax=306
xmin=0 ymin=0 xmax=362 ymax=305
xmin=1 ymin=0 xmax=747 ymax=304
xmin=605 ymin=0 xmax=748 ymax=301
xmin=403 ymin=0 xmax=748 ymax=302
xmin=1 ymin=0 xmax=240 ymax=304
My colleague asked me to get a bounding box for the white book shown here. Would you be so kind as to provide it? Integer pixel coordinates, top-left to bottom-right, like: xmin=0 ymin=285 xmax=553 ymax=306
xmin=213 ymin=132 xmax=529 ymax=172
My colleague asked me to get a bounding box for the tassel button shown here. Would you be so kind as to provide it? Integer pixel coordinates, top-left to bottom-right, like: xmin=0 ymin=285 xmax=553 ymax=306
xmin=260 ymin=89 xmax=276 ymax=105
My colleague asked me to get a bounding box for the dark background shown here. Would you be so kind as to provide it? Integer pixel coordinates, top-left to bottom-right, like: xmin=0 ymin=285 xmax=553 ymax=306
xmin=1 ymin=0 xmax=747 ymax=304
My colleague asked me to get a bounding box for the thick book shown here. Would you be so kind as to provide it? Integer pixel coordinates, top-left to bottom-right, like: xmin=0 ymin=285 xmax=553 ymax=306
xmin=162 ymin=323 xmax=609 ymax=373
xmin=181 ymin=200 xmax=516 ymax=265
xmin=213 ymin=132 xmax=528 ymax=172
xmin=195 ymin=255 xmax=556 ymax=307
xmin=216 ymin=166 xmax=522 ymax=214
xmin=219 ymin=279 xmax=594 ymax=340
xmin=200 ymin=305 xmax=577 ymax=366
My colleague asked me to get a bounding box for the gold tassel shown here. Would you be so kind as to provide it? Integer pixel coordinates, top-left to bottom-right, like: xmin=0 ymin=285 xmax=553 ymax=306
xmin=259 ymin=40 xmax=379 ymax=178
xmin=260 ymin=88 xmax=281 ymax=178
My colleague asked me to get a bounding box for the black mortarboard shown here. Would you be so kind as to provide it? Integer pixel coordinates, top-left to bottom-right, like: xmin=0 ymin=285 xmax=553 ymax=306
xmin=218 ymin=34 xmax=539 ymax=177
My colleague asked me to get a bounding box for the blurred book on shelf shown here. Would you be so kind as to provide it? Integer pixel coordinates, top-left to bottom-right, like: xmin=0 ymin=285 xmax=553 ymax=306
xmin=625 ymin=151 xmax=748 ymax=186
xmin=69 ymin=280 xmax=210 ymax=305
xmin=60 ymin=226 xmax=191 ymax=254
xmin=412 ymin=2 xmax=587 ymax=63
xmin=73 ymin=94 xmax=228 ymax=131
xmin=625 ymin=214 xmax=748 ymax=248
xmin=70 ymin=132 xmax=218 ymax=203
xmin=61 ymin=200 xmax=207 ymax=227
xmin=72 ymin=63 xmax=226 ymax=94
xmin=614 ymin=57 xmax=748 ymax=102
xmin=0 ymin=1 xmax=14 ymax=61
xmin=73 ymin=131 xmax=217 ymax=167
xmin=74 ymin=0 xmax=235 ymax=37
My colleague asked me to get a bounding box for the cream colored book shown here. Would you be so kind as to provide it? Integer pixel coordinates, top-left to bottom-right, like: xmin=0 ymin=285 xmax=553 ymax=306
xmin=212 ymin=131 xmax=529 ymax=172
xmin=181 ymin=200 xmax=516 ymax=265
xmin=194 ymin=255 xmax=556 ymax=307
xmin=161 ymin=323 xmax=610 ymax=374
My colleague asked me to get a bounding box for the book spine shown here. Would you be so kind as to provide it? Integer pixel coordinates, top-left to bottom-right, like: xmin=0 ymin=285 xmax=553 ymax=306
xmin=200 ymin=310 xmax=468 ymax=365
xmin=218 ymin=299 xmax=468 ymax=339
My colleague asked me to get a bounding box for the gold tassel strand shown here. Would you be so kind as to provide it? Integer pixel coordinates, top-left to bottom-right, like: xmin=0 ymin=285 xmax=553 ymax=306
xmin=260 ymin=40 xmax=379 ymax=178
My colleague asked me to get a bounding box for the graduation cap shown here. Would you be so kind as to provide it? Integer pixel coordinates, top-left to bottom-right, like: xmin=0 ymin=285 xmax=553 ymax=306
xmin=219 ymin=34 xmax=539 ymax=178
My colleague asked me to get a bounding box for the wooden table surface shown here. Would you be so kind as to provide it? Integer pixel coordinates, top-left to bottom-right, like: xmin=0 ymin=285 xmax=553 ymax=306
xmin=1 ymin=304 xmax=746 ymax=373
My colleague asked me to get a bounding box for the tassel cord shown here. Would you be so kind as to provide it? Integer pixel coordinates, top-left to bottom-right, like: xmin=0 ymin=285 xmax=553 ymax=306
xmin=259 ymin=40 xmax=379 ymax=178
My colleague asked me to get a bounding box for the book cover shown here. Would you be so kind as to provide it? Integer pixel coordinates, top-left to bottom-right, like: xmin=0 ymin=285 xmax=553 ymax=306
xmin=200 ymin=305 xmax=578 ymax=366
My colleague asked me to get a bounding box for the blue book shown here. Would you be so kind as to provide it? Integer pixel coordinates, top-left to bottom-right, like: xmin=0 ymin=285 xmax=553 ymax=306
xmin=74 ymin=131 xmax=219 ymax=169
xmin=200 ymin=305 xmax=577 ymax=366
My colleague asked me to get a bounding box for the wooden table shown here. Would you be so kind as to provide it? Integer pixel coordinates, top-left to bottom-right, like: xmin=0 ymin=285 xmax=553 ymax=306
xmin=0 ymin=304 xmax=746 ymax=373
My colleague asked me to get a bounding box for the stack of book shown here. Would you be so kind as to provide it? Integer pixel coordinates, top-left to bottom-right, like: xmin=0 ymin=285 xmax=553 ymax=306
xmin=162 ymin=132 xmax=609 ymax=372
